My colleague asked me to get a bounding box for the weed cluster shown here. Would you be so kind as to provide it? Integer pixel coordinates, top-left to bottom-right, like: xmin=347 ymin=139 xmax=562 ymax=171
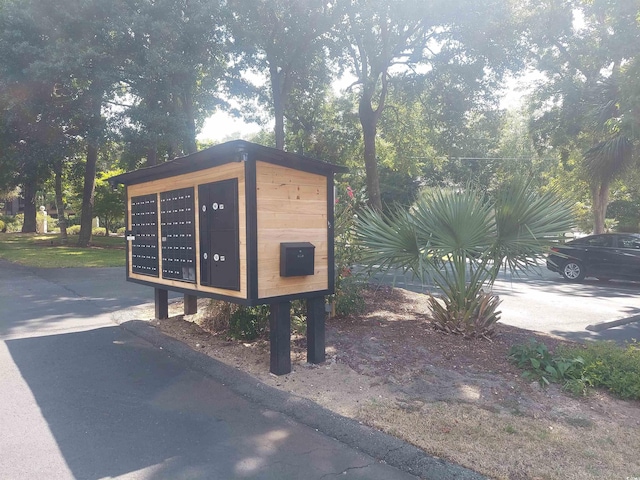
xmin=228 ymin=305 xmax=269 ymax=341
xmin=560 ymin=341 xmax=640 ymax=399
xmin=226 ymin=300 xmax=309 ymax=342
xmin=509 ymin=339 xmax=584 ymax=387
xmin=509 ymin=339 xmax=640 ymax=399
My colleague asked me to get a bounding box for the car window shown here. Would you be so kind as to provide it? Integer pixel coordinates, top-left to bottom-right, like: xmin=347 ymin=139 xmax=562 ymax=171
xmin=583 ymin=235 xmax=612 ymax=247
xmin=617 ymin=235 xmax=640 ymax=249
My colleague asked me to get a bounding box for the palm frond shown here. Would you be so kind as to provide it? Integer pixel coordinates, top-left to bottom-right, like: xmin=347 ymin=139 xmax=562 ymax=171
xmin=356 ymin=206 xmax=424 ymax=277
xmin=493 ymin=178 xmax=575 ymax=274
xmin=584 ymin=136 xmax=633 ymax=184
xmin=412 ymin=187 xmax=495 ymax=258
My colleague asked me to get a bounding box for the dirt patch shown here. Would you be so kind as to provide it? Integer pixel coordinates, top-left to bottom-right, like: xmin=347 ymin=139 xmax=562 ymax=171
xmin=140 ymin=286 xmax=640 ymax=480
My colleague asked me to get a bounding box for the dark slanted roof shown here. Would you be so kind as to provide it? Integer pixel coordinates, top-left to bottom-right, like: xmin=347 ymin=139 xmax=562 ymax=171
xmin=109 ymin=139 xmax=348 ymax=186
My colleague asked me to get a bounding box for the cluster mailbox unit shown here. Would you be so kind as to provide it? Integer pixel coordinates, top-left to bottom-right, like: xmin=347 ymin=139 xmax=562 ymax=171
xmin=110 ymin=140 xmax=347 ymax=375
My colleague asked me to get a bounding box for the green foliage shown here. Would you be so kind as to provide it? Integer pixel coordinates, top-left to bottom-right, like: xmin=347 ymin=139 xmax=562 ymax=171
xmin=227 ymin=0 xmax=336 ymax=149
xmin=339 ymin=0 xmax=520 ymax=210
xmin=290 ymin=300 xmax=307 ymax=335
xmin=525 ymin=0 xmax=640 ymax=233
xmin=357 ymin=179 xmax=574 ymax=337
xmin=559 ymin=341 xmax=640 ymax=400
xmin=509 ymin=340 xmax=584 ymax=387
xmin=93 ymin=170 xmax=125 ymax=235
xmin=228 ymin=306 xmax=269 ymax=341
xmin=0 ymin=220 xmax=5 ymax=232
xmin=333 ymin=182 xmax=367 ymax=317
xmin=333 ymin=275 xmax=365 ymax=317
xmin=284 ymin=93 xmax=362 ymax=168
xmin=116 ymin=227 xmax=126 ymax=235
xmin=379 ymin=167 xmax=421 ymax=209
xmin=573 ymin=202 xmax=594 ymax=234
xmin=608 ymin=199 xmax=640 ymax=232
xmin=66 ymin=225 xmax=81 ymax=235
xmin=334 ymin=182 xmax=365 ymax=272
xmin=2 ymin=214 xmax=23 ymax=233
xmin=208 ymin=300 xmax=310 ymax=341
xmin=510 ymin=340 xmax=640 ymax=400
xmin=603 ymin=218 xmax=618 ymax=233
xmin=429 ymin=290 xmax=502 ymax=339
xmin=92 ymin=227 xmax=107 ymax=237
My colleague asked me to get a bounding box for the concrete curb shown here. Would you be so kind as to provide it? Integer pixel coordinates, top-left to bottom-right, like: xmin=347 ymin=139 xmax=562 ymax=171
xmin=115 ymin=311 xmax=485 ymax=480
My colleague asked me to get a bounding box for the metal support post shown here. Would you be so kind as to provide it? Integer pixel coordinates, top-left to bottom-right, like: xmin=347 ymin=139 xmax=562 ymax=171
xmin=270 ymin=301 xmax=291 ymax=375
xmin=184 ymin=294 xmax=198 ymax=315
xmin=154 ymin=288 xmax=168 ymax=320
xmin=306 ymin=296 xmax=326 ymax=364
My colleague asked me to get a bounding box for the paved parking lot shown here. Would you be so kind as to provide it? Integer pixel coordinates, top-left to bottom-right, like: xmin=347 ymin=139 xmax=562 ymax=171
xmin=367 ymin=265 xmax=640 ymax=344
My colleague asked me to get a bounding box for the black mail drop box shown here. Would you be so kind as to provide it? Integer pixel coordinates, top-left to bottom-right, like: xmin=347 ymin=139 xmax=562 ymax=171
xmin=280 ymin=242 xmax=315 ymax=277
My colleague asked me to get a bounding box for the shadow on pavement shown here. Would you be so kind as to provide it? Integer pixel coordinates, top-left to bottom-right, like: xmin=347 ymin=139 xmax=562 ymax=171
xmin=6 ymin=326 xmax=351 ymax=479
xmin=0 ymin=262 xmax=170 ymax=338
xmin=550 ymin=319 xmax=640 ymax=344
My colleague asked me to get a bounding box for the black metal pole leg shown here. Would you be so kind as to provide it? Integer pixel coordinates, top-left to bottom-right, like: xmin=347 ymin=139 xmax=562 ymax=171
xmin=306 ymin=296 xmax=326 ymax=364
xmin=154 ymin=288 xmax=169 ymax=320
xmin=184 ymin=294 xmax=198 ymax=315
xmin=270 ymin=301 xmax=291 ymax=375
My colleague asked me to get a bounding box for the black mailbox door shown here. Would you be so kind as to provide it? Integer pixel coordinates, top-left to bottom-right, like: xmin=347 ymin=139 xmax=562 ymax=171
xmin=160 ymin=187 xmax=196 ymax=282
xmin=198 ymin=179 xmax=240 ymax=290
xmin=130 ymin=194 xmax=159 ymax=277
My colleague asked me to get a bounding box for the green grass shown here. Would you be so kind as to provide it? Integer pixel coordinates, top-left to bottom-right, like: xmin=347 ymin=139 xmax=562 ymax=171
xmin=0 ymin=233 xmax=126 ymax=268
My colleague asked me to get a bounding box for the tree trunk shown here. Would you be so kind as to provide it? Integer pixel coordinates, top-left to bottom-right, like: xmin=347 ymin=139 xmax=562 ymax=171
xmin=21 ymin=180 xmax=37 ymax=233
xmin=358 ymin=96 xmax=382 ymax=212
xmin=182 ymin=88 xmax=198 ymax=155
xmin=54 ymin=164 xmax=68 ymax=244
xmin=591 ymin=182 xmax=609 ymax=234
xmin=77 ymin=142 xmax=98 ymax=247
xmin=146 ymin=147 xmax=158 ymax=167
xmin=168 ymin=93 xmax=181 ymax=158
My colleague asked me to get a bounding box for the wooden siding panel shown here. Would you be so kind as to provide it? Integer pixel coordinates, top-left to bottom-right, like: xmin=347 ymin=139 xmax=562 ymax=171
xmin=256 ymin=161 xmax=329 ymax=299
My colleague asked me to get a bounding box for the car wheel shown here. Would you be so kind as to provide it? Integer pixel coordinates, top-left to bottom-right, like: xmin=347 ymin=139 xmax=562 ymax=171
xmin=561 ymin=261 xmax=586 ymax=281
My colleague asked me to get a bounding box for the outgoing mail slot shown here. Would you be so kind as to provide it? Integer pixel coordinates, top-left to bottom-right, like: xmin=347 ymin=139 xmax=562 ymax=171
xmin=280 ymin=242 xmax=315 ymax=277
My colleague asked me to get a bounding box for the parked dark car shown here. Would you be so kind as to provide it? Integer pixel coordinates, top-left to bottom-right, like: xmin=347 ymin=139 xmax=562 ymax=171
xmin=546 ymin=233 xmax=640 ymax=281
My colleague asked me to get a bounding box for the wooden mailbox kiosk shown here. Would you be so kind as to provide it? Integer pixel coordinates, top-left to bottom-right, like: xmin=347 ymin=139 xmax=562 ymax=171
xmin=110 ymin=140 xmax=347 ymax=375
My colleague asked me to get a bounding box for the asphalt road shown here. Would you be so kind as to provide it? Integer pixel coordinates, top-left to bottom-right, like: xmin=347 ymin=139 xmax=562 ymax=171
xmin=0 ymin=261 xmax=479 ymax=480
xmin=370 ymin=264 xmax=640 ymax=344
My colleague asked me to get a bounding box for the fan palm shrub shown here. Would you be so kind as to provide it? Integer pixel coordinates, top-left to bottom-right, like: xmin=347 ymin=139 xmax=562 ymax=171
xmin=356 ymin=179 xmax=575 ymax=338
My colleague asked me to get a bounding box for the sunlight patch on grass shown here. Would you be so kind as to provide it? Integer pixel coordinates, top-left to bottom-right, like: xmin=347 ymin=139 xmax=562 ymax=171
xmin=0 ymin=233 xmax=125 ymax=268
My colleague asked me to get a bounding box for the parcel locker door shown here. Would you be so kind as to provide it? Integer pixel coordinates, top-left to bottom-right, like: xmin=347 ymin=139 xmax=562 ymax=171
xmin=198 ymin=179 xmax=240 ymax=290
xmin=198 ymin=183 xmax=211 ymax=286
xmin=208 ymin=231 xmax=240 ymax=290
xmin=207 ymin=180 xmax=237 ymax=230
